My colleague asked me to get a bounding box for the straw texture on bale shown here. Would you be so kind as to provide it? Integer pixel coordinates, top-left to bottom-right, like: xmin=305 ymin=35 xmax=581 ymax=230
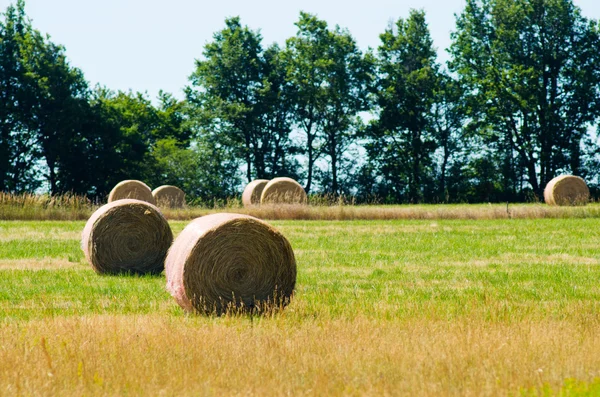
xmin=108 ymin=180 xmax=155 ymax=205
xmin=152 ymin=185 xmax=186 ymax=208
xmin=81 ymin=199 xmax=173 ymax=275
xmin=242 ymin=179 xmax=269 ymax=207
xmin=543 ymin=175 xmax=589 ymax=206
xmin=260 ymin=177 xmax=307 ymax=205
xmin=165 ymin=213 xmax=297 ymax=315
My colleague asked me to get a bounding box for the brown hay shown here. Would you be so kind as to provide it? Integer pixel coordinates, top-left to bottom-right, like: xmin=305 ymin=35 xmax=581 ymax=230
xmin=242 ymin=179 xmax=269 ymax=207
xmin=165 ymin=213 xmax=297 ymax=315
xmin=152 ymin=185 xmax=186 ymax=208
xmin=543 ymin=175 xmax=589 ymax=206
xmin=260 ymin=177 xmax=307 ymax=205
xmin=108 ymin=180 xmax=155 ymax=205
xmin=81 ymin=199 xmax=173 ymax=275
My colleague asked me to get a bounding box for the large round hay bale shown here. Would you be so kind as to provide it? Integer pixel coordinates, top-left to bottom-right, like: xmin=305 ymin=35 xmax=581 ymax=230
xmin=108 ymin=180 xmax=155 ymax=205
xmin=242 ymin=179 xmax=269 ymax=207
xmin=544 ymin=175 xmax=589 ymax=206
xmin=165 ymin=213 xmax=297 ymax=315
xmin=260 ymin=177 xmax=307 ymax=205
xmin=152 ymin=185 xmax=186 ymax=208
xmin=81 ymin=199 xmax=173 ymax=275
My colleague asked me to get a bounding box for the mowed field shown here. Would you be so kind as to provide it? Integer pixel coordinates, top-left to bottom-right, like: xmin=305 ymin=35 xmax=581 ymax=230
xmin=2 ymin=217 xmax=600 ymax=396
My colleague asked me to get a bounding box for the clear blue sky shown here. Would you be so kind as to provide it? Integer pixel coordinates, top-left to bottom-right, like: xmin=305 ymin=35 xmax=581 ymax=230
xmin=2 ymin=0 xmax=599 ymax=101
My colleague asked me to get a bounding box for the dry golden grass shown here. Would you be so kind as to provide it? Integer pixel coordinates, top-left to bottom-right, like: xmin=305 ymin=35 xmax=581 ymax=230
xmin=3 ymin=191 xmax=600 ymax=220
xmin=162 ymin=202 xmax=600 ymax=221
xmin=1 ymin=315 xmax=600 ymax=396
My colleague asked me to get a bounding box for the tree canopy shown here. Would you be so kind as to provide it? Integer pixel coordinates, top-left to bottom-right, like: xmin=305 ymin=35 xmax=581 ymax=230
xmin=1 ymin=0 xmax=599 ymax=203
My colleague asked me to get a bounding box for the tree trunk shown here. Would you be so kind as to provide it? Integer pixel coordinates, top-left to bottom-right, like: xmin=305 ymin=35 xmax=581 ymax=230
xmin=305 ymin=134 xmax=314 ymax=194
xmin=330 ymin=133 xmax=338 ymax=195
xmin=410 ymin=129 xmax=421 ymax=203
xmin=440 ymin=134 xmax=449 ymax=203
xmin=245 ymin=134 xmax=252 ymax=183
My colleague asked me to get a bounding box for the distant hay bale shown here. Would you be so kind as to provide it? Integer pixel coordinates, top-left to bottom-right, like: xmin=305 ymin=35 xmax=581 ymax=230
xmin=242 ymin=179 xmax=269 ymax=207
xmin=260 ymin=177 xmax=307 ymax=205
xmin=544 ymin=175 xmax=589 ymax=206
xmin=81 ymin=199 xmax=173 ymax=275
xmin=165 ymin=213 xmax=297 ymax=315
xmin=152 ymin=185 xmax=186 ymax=208
xmin=108 ymin=180 xmax=155 ymax=205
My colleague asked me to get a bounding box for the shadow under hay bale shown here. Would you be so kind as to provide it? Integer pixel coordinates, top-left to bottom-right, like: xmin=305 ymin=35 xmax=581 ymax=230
xmin=242 ymin=179 xmax=269 ymax=207
xmin=108 ymin=180 xmax=155 ymax=205
xmin=543 ymin=175 xmax=589 ymax=206
xmin=81 ymin=199 xmax=173 ymax=275
xmin=260 ymin=177 xmax=307 ymax=205
xmin=152 ymin=185 xmax=186 ymax=208
xmin=165 ymin=213 xmax=296 ymax=315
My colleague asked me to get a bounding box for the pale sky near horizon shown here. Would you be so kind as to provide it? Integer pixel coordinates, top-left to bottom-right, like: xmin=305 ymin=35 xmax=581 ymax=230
xmin=2 ymin=0 xmax=599 ymax=101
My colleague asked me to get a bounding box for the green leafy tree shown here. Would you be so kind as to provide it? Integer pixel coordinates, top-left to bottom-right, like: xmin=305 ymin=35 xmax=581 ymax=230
xmin=0 ymin=0 xmax=39 ymax=192
xmin=450 ymin=0 xmax=600 ymax=196
xmin=254 ymin=44 xmax=300 ymax=179
xmin=187 ymin=17 xmax=262 ymax=183
xmin=431 ymin=74 xmax=467 ymax=202
xmin=285 ymin=12 xmax=372 ymax=194
xmin=20 ymin=27 xmax=91 ymax=194
xmin=367 ymin=9 xmax=440 ymax=203
xmin=187 ymin=17 xmax=296 ymax=185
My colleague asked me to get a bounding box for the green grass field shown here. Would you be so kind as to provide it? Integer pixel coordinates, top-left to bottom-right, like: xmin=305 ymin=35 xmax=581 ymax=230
xmin=2 ymin=218 xmax=600 ymax=395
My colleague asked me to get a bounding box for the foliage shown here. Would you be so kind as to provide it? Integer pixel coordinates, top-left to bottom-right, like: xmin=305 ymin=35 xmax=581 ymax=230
xmin=1 ymin=1 xmax=599 ymax=203
xmin=284 ymin=12 xmax=372 ymax=194
xmin=449 ymin=0 xmax=600 ymax=197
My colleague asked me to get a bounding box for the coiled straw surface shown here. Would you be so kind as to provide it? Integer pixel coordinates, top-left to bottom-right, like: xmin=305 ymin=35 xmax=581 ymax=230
xmin=242 ymin=179 xmax=269 ymax=207
xmin=260 ymin=177 xmax=307 ymax=205
xmin=543 ymin=175 xmax=589 ymax=206
xmin=152 ymin=185 xmax=186 ymax=208
xmin=165 ymin=213 xmax=297 ymax=315
xmin=82 ymin=199 xmax=173 ymax=275
xmin=108 ymin=180 xmax=155 ymax=205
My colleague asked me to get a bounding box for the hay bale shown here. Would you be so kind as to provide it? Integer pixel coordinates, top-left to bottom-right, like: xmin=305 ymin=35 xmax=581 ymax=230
xmin=81 ymin=199 xmax=173 ymax=275
xmin=544 ymin=175 xmax=590 ymax=206
xmin=152 ymin=185 xmax=186 ymax=208
xmin=165 ymin=213 xmax=297 ymax=315
xmin=108 ymin=180 xmax=155 ymax=205
xmin=242 ymin=179 xmax=269 ymax=207
xmin=260 ymin=177 xmax=307 ymax=205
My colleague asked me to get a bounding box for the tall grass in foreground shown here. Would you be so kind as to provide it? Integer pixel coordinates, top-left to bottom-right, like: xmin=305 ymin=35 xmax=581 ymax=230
xmin=3 ymin=192 xmax=600 ymax=221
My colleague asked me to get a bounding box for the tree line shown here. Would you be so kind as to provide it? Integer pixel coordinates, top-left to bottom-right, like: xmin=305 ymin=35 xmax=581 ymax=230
xmin=1 ymin=0 xmax=599 ymax=203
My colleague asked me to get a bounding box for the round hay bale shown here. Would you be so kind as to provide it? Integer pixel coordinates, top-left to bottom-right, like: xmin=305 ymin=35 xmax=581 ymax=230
xmin=165 ymin=213 xmax=297 ymax=315
xmin=108 ymin=180 xmax=155 ymax=205
xmin=242 ymin=179 xmax=269 ymax=207
xmin=81 ymin=199 xmax=173 ymax=275
xmin=544 ymin=175 xmax=589 ymax=206
xmin=152 ymin=185 xmax=186 ymax=208
xmin=260 ymin=177 xmax=307 ymax=205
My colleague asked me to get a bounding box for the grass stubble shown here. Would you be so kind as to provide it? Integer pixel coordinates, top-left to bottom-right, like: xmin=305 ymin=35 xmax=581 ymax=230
xmin=1 ymin=218 xmax=600 ymax=395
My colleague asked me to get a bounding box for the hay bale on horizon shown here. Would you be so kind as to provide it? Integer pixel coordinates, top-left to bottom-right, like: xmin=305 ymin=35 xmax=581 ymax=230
xmin=152 ymin=185 xmax=186 ymax=208
xmin=81 ymin=199 xmax=173 ymax=275
xmin=165 ymin=213 xmax=297 ymax=315
xmin=108 ymin=180 xmax=155 ymax=205
xmin=544 ymin=175 xmax=589 ymax=206
xmin=242 ymin=179 xmax=269 ymax=207
xmin=260 ymin=177 xmax=307 ymax=205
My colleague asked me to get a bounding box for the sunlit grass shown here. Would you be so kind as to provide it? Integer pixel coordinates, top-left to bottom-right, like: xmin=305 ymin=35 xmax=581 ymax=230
xmin=1 ymin=218 xmax=600 ymax=395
